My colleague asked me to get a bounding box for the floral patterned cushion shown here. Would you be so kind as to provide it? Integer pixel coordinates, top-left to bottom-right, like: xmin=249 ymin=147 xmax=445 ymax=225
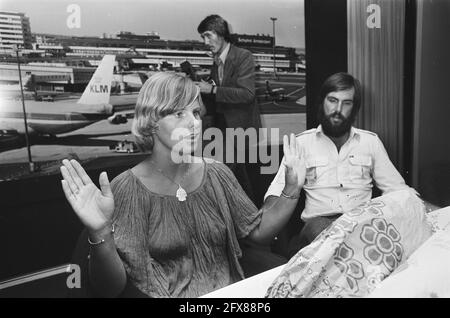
xmin=368 ymin=207 xmax=450 ymax=298
xmin=265 ymin=188 xmax=433 ymax=298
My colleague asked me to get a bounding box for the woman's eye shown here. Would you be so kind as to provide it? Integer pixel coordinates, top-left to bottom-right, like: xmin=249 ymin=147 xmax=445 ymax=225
xmin=194 ymin=110 xmax=201 ymax=117
xmin=175 ymin=111 xmax=184 ymax=118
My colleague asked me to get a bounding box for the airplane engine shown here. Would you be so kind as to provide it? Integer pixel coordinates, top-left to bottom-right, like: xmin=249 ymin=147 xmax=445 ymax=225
xmin=108 ymin=113 xmax=128 ymax=124
xmin=104 ymin=104 xmax=114 ymax=115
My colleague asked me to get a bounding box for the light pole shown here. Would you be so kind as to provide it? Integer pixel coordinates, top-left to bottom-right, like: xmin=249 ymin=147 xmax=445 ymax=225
xmin=270 ymin=17 xmax=277 ymax=79
xmin=13 ymin=44 xmax=34 ymax=173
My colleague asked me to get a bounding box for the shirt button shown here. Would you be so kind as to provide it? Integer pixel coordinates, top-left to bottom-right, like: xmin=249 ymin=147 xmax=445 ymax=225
xmin=340 ymin=183 xmax=343 ymax=188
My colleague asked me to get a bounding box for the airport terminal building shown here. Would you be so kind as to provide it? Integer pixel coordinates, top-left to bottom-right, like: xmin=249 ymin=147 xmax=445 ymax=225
xmin=0 ymin=26 xmax=304 ymax=93
xmin=32 ymin=31 xmax=302 ymax=71
xmin=0 ymin=11 xmax=33 ymax=53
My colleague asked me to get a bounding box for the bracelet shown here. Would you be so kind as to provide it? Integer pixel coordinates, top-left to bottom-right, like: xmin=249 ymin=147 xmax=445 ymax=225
xmin=281 ymin=190 xmax=300 ymax=200
xmin=210 ymin=85 xmax=216 ymax=95
xmin=88 ymin=223 xmax=115 ymax=246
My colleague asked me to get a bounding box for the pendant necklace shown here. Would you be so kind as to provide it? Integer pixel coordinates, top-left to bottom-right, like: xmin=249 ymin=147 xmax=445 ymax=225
xmin=149 ymin=160 xmax=191 ymax=201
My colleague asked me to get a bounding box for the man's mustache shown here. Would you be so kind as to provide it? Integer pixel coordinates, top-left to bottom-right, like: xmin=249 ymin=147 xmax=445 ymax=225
xmin=327 ymin=112 xmax=346 ymax=120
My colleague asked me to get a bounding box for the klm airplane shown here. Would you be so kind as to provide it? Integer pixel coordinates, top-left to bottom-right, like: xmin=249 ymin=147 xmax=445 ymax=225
xmin=0 ymin=55 xmax=131 ymax=137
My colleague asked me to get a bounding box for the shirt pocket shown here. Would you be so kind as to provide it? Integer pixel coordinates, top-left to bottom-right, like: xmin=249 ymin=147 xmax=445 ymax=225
xmin=348 ymin=154 xmax=372 ymax=182
xmin=305 ymin=156 xmax=329 ymax=185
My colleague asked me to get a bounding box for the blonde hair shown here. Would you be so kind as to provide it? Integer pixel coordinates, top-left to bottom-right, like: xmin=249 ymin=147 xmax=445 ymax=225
xmin=131 ymin=72 xmax=202 ymax=152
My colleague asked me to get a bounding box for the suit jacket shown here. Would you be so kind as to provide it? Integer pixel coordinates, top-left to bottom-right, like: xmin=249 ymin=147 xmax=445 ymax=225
xmin=210 ymin=44 xmax=261 ymax=130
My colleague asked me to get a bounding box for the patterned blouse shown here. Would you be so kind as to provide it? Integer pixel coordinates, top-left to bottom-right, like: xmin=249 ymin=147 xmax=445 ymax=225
xmin=110 ymin=159 xmax=262 ymax=297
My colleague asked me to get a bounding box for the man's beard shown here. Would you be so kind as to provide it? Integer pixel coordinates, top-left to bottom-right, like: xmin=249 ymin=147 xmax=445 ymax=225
xmin=319 ymin=110 xmax=354 ymax=138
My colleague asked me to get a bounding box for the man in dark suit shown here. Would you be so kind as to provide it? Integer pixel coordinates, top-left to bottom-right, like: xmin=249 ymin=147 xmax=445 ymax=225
xmin=197 ymin=15 xmax=262 ymax=204
xmin=197 ymin=15 xmax=261 ymax=131
xmin=196 ymin=16 xmax=285 ymax=276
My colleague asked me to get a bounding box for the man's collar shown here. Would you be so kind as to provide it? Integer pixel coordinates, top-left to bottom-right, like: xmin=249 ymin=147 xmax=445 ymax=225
xmin=216 ymin=42 xmax=231 ymax=64
xmin=316 ymin=125 xmax=323 ymax=134
xmin=349 ymin=126 xmax=358 ymax=139
xmin=316 ymin=125 xmax=359 ymax=139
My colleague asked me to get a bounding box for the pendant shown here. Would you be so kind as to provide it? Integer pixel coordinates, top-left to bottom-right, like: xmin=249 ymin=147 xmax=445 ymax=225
xmin=176 ymin=185 xmax=187 ymax=201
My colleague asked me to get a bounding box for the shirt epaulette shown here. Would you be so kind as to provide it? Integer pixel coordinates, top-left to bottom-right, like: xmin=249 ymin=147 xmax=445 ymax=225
xmin=296 ymin=128 xmax=316 ymax=137
xmin=354 ymin=128 xmax=378 ymax=137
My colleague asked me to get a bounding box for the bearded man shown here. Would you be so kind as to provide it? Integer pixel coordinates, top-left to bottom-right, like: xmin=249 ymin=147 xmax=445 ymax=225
xmin=264 ymin=72 xmax=408 ymax=255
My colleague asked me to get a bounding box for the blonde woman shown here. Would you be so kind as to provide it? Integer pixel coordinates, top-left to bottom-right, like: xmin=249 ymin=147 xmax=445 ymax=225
xmin=61 ymin=72 xmax=305 ymax=297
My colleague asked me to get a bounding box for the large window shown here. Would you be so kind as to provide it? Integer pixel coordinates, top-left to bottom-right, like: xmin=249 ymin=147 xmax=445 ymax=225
xmin=0 ymin=0 xmax=306 ymax=178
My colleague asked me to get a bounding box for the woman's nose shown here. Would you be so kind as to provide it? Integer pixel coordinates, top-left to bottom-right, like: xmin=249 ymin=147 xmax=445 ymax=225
xmin=190 ymin=117 xmax=202 ymax=132
xmin=185 ymin=112 xmax=197 ymax=127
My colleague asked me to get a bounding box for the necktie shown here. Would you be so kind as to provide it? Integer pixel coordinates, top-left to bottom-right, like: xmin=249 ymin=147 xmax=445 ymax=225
xmin=215 ymin=57 xmax=223 ymax=85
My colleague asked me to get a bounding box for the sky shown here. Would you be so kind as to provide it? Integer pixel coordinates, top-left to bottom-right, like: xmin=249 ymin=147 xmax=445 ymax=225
xmin=0 ymin=0 xmax=305 ymax=48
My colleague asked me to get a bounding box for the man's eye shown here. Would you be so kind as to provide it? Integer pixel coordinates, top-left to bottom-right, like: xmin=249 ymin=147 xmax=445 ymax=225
xmin=328 ymin=97 xmax=337 ymax=103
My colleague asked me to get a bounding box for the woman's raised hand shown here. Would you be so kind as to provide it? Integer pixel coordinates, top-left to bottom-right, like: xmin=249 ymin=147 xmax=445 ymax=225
xmin=283 ymin=133 xmax=306 ymax=189
xmin=60 ymin=159 xmax=115 ymax=234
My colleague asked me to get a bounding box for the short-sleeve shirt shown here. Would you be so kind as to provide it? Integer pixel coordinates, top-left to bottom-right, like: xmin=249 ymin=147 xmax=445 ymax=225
xmin=264 ymin=125 xmax=408 ymax=221
xmin=110 ymin=159 xmax=262 ymax=298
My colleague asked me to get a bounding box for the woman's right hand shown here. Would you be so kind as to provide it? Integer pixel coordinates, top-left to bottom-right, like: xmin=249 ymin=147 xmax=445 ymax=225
xmin=60 ymin=159 xmax=115 ymax=234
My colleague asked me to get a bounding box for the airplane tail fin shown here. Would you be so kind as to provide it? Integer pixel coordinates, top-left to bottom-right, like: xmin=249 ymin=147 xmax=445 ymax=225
xmin=77 ymin=55 xmax=115 ymax=105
